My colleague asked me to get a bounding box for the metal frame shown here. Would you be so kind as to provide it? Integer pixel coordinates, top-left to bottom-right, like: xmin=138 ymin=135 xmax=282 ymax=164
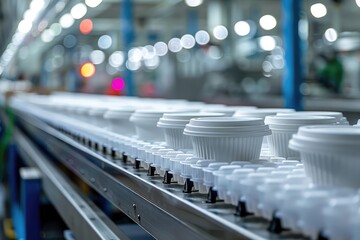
xmin=14 ymin=128 xmax=130 ymax=240
xmin=12 ymin=108 xmax=306 ymax=240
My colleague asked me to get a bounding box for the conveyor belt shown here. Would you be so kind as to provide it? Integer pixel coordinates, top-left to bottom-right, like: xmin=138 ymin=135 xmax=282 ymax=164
xmin=14 ymin=109 xmax=306 ymax=240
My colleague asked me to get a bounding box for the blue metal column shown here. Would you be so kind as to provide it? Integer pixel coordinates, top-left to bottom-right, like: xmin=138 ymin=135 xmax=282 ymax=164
xmin=122 ymin=0 xmax=136 ymax=96
xmin=282 ymin=0 xmax=303 ymax=110
xmin=20 ymin=168 xmax=41 ymax=240
xmin=187 ymin=9 xmax=199 ymax=36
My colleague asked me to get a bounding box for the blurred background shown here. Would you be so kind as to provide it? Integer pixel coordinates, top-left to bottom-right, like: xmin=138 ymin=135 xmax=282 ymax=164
xmin=0 ymin=0 xmax=359 ymax=109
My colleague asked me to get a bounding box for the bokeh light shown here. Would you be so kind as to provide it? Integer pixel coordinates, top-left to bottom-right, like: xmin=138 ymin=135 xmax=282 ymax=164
xmin=112 ymin=77 xmax=125 ymax=91
xmin=259 ymin=36 xmax=276 ymax=51
xmin=195 ymin=30 xmax=210 ymax=45
xmin=234 ymin=21 xmax=251 ymax=36
xmin=213 ymin=25 xmax=228 ymax=40
xmin=98 ymin=35 xmax=112 ymax=49
xmin=109 ymin=51 xmax=125 ymax=67
xmin=59 ymin=13 xmax=74 ymax=29
xmin=168 ymin=38 xmax=182 ymax=53
xmin=80 ymin=62 xmax=96 ymax=78
xmin=181 ymin=34 xmax=196 ymax=49
xmin=154 ymin=42 xmax=168 ymax=56
xmin=259 ymin=15 xmax=277 ymax=30
xmin=79 ymin=19 xmax=93 ymax=34
xmin=324 ymin=28 xmax=338 ymax=43
xmin=310 ymin=3 xmax=327 ymax=18
xmin=85 ymin=0 xmax=103 ymax=8
xmin=63 ymin=34 xmax=77 ymax=48
xmin=185 ymin=0 xmax=203 ymax=7
xmin=71 ymin=3 xmax=87 ymax=19
xmin=90 ymin=50 xmax=105 ymax=65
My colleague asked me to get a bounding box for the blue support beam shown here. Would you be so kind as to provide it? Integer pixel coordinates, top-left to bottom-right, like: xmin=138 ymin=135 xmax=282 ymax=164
xmin=282 ymin=0 xmax=303 ymax=110
xmin=187 ymin=8 xmax=199 ymax=36
xmin=122 ymin=0 xmax=136 ymax=96
xmin=20 ymin=168 xmax=41 ymax=240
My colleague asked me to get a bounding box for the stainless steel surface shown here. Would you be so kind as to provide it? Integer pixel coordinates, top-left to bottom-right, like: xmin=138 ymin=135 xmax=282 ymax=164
xmin=13 ymin=108 xmax=305 ymax=240
xmin=14 ymin=127 xmax=129 ymax=240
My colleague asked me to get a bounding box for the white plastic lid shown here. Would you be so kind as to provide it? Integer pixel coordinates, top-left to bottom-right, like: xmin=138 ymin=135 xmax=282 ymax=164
xmin=265 ymin=115 xmax=337 ymax=126
xmin=157 ymin=113 xmax=224 ymax=128
xmin=189 ymin=117 xmax=264 ymax=127
xmin=183 ymin=117 xmax=271 ymax=137
xmin=289 ymin=125 xmax=360 ymax=154
xmin=234 ymin=108 xmax=295 ymax=119
xmin=277 ymin=111 xmax=344 ymax=122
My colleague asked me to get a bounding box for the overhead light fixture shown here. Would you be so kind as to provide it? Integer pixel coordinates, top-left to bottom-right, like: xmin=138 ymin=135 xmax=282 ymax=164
xmin=310 ymin=3 xmax=327 ymax=18
xmin=184 ymin=0 xmax=203 ymax=7
xmin=259 ymin=15 xmax=277 ymax=31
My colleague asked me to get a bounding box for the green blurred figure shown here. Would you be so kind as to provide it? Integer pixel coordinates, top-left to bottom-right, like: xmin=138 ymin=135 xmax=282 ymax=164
xmin=318 ymin=51 xmax=344 ymax=94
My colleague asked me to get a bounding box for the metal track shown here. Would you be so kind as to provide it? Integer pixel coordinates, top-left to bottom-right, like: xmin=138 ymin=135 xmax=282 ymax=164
xmin=14 ymin=128 xmax=130 ymax=240
xmin=15 ymin=110 xmax=300 ymax=240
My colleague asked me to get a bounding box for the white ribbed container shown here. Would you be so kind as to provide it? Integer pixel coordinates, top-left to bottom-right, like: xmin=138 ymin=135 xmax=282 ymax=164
xmin=265 ymin=115 xmax=337 ymax=158
xmin=190 ymin=136 xmax=264 ymax=162
xmin=184 ymin=117 xmax=271 ymax=162
xmin=290 ymin=125 xmax=360 ymax=188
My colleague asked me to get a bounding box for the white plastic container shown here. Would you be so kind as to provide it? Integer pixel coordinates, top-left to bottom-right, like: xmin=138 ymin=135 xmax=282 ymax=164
xmin=184 ymin=117 xmax=271 ymax=162
xmin=130 ymin=109 xmax=189 ymax=141
xmin=265 ymin=115 xmax=337 ymax=158
xmin=157 ymin=112 xmax=224 ymax=150
xmin=290 ymin=125 xmax=360 ymax=187
xmin=213 ymin=165 xmax=242 ymax=200
xmin=103 ymin=107 xmax=136 ymax=135
xmin=191 ymin=160 xmax=215 ymax=193
xmin=203 ymin=162 xmax=228 ymax=191
xmin=226 ymin=169 xmax=255 ymax=205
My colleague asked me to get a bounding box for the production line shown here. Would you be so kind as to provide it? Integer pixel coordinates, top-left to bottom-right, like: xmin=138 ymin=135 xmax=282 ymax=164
xmin=2 ymin=92 xmax=359 ymax=240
